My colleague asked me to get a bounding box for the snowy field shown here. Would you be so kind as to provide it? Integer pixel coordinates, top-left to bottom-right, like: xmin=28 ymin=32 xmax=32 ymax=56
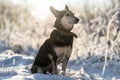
xmin=0 ymin=0 xmax=120 ymax=80
xmin=1 ymin=50 xmax=120 ymax=80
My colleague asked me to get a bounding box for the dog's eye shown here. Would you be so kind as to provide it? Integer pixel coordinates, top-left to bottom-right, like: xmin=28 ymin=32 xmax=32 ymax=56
xmin=66 ymin=13 xmax=70 ymax=16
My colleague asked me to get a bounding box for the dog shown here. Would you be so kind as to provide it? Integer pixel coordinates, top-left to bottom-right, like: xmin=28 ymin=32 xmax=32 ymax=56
xmin=31 ymin=5 xmax=79 ymax=75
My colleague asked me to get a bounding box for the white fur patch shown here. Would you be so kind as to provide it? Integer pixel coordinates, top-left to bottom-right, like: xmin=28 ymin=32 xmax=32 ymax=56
xmin=54 ymin=46 xmax=72 ymax=62
xmin=48 ymin=54 xmax=53 ymax=60
xmin=61 ymin=16 xmax=73 ymax=30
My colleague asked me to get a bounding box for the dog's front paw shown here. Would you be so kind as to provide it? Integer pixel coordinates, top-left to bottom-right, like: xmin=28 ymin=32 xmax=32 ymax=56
xmin=59 ymin=70 xmax=66 ymax=76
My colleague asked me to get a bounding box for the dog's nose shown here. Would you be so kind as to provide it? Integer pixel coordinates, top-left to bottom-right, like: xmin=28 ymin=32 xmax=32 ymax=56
xmin=75 ymin=18 xmax=79 ymax=23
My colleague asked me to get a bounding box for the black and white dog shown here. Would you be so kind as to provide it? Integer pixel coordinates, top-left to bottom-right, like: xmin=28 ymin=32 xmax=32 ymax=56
xmin=31 ymin=5 xmax=79 ymax=75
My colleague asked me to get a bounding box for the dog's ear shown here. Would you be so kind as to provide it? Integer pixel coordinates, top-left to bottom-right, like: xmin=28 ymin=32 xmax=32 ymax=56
xmin=50 ymin=6 xmax=59 ymax=17
xmin=65 ymin=5 xmax=69 ymax=10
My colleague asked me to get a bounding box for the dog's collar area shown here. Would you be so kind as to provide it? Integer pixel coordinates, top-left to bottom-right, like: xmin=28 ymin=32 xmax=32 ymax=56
xmin=59 ymin=30 xmax=77 ymax=38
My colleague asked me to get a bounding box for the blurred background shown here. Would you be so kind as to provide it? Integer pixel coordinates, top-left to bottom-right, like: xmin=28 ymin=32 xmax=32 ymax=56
xmin=0 ymin=0 xmax=120 ymax=60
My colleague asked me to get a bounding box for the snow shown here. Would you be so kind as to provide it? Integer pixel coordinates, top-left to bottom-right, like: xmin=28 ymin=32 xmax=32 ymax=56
xmin=0 ymin=50 xmax=74 ymax=80
xmin=0 ymin=50 xmax=120 ymax=80
xmin=0 ymin=0 xmax=120 ymax=80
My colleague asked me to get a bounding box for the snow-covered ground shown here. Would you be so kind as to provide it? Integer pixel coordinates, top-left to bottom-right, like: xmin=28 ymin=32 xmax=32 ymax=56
xmin=0 ymin=0 xmax=120 ymax=80
xmin=0 ymin=50 xmax=120 ymax=80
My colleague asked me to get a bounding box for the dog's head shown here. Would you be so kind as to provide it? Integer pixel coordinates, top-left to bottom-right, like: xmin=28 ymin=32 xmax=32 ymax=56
xmin=50 ymin=5 xmax=79 ymax=31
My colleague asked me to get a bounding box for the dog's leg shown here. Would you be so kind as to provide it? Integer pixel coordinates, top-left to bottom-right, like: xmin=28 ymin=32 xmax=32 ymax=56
xmin=48 ymin=54 xmax=58 ymax=74
xmin=62 ymin=58 xmax=69 ymax=75
xmin=51 ymin=59 xmax=58 ymax=74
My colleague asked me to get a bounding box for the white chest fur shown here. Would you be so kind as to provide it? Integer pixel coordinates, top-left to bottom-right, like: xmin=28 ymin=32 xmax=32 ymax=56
xmin=54 ymin=46 xmax=72 ymax=63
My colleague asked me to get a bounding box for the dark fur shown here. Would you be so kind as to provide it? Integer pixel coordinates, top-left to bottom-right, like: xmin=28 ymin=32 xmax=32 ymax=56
xmin=31 ymin=5 xmax=79 ymax=75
